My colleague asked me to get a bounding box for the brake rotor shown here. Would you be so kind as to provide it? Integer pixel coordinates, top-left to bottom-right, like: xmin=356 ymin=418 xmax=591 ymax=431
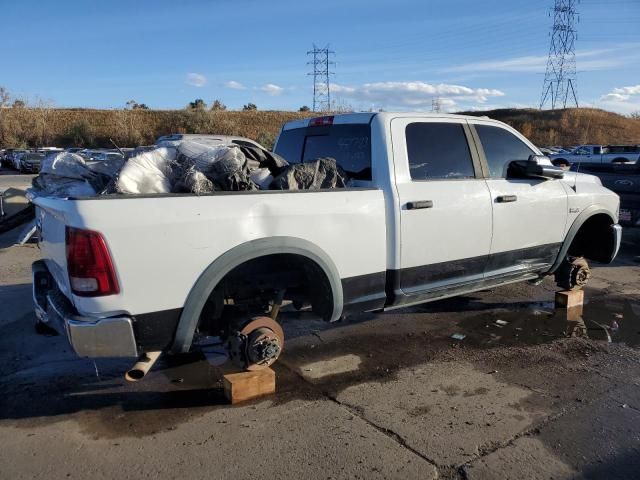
xmin=228 ymin=316 xmax=285 ymax=371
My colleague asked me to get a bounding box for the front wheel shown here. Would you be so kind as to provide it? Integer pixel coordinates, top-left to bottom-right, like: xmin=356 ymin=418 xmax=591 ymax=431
xmin=555 ymin=257 xmax=590 ymax=290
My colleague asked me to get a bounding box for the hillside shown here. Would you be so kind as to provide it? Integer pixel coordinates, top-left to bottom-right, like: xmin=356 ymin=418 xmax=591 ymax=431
xmin=0 ymin=107 xmax=638 ymax=150
xmin=459 ymin=108 xmax=640 ymax=147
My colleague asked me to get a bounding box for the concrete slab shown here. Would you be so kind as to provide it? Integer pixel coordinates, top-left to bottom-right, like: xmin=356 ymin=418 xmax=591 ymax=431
xmin=335 ymin=361 xmax=550 ymax=467
xmin=534 ymin=390 xmax=640 ymax=479
xmin=0 ymin=400 xmax=438 ymax=480
xmin=288 ymin=354 xmax=363 ymax=382
xmin=464 ymin=437 xmax=577 ymax=480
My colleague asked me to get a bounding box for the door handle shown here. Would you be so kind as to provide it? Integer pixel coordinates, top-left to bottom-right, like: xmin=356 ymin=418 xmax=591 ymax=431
xmin=496 ymin=195 xmax=517 ymax=203
xmin=406 ymin=200 xmax=433 ymax=210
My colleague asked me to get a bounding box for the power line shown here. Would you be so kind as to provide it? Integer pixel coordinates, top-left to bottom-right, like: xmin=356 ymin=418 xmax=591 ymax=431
xmin=540 ymin=0 xmax=580 ymax=109
xmin=307 ymin=44 xmax=335 ymax=113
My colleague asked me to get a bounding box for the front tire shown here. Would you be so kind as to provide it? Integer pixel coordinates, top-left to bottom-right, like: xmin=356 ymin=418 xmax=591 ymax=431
xmin=555 ymin=257 xmax=590 ymax=290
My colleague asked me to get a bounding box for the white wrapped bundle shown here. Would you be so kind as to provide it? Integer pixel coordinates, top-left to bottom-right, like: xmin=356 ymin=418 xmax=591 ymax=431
xmin=116 ymin=147 xmax=176 ymax=194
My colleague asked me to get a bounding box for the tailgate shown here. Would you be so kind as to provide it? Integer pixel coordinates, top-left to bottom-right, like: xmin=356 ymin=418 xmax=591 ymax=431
xmin=33 ymin=197 xmax=73 ymax=300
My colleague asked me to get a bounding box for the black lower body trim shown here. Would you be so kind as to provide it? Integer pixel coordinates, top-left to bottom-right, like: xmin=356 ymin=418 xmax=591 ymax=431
xmin=133 ymin=308 xmax=183 ymax=350
xmin=341 ymin=272 xmax=387 ymax=315
xmin=486 ymin=243 xmax=562 ymax=274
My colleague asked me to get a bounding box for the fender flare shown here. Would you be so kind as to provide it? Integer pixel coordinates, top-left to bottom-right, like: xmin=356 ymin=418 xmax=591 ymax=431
xmin=549 ymin=205 xmax=616 ymax=274
xmin=170 ymin=236 xmax=344 ymax=353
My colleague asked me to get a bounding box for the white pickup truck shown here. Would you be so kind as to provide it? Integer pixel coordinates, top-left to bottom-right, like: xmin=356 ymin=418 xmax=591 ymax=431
xmin=549 ymin=144 xmax=640 ymax=167
xmin=31 ymin=113 xmax=622 ymax=372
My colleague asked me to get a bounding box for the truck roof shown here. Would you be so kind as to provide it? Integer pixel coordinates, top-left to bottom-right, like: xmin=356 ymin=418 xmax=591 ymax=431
xmin=282 ymin=112 xmax=494 ymax=130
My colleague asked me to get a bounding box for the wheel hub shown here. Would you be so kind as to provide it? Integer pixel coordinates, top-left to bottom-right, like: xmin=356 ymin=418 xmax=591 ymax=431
xmin=572 ymin=264 xmax=591 ymax=288
xmin=227 ymin=317 xmax=284 ymax=371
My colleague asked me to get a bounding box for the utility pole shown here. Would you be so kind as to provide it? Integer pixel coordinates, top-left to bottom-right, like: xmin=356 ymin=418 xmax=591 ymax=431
xmin=431 ymin=97 xmax=442 ymax=113
xmin=307 ymin=45 xmax=335 ymax=112
xmin=540 ymin=0 xmax=579 ymax=109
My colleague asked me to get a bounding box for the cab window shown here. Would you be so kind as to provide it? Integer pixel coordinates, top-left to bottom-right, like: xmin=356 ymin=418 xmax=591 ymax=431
xmin=405 ymin=122 xmax=475 ymax=180
xmin=475 ymin=125 xmax=535 ymax=178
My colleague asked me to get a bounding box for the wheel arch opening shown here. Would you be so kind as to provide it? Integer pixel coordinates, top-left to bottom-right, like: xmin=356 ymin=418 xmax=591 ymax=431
xmin=567 ymin=213 xmax=616 ymax=263
xmin=195 ymin=253 xmax=336 ymax=338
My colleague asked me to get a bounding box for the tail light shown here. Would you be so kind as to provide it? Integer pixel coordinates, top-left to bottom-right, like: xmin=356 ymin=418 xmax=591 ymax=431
xmin=309 ymin=116 xmax=334 ymax=126
xmin=66 ymin=227 xmax=119 ymax=297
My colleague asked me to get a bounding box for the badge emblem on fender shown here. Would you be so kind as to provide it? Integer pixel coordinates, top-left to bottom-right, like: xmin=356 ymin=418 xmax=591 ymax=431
xmin=569 ymin=208 xmax=580 ymax=214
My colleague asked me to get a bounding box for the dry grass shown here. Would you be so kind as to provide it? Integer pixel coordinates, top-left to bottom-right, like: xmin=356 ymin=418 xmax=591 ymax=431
xmin=0 ymin=107 xmax=638 ymax=150
xmin=460 ymin=108 xmax=640 ymax=146
xmin=0 ymin=109 xmax=315 ymax=150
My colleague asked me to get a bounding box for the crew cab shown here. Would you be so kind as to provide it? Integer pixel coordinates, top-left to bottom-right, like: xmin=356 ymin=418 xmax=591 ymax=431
xmin=31 ymin=113 xmax=622 ymax=372
xmin=549 ymin=144 xmax=640 ymax=167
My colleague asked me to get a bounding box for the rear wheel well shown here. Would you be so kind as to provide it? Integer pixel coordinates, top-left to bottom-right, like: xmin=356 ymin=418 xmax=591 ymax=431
xmin=196 ymin=254 xmax=333 ymax=337
xmin=567 ymin=213 xmax=615 ymax=263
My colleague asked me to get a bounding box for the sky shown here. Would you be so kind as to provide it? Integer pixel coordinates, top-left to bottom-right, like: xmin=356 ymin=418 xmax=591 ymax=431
xmin=2 ymin=0 xmax=639 ymax=114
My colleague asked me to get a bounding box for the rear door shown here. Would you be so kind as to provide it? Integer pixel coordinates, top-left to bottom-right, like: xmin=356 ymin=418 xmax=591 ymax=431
xmin=470 ymin=122 xmax=568 ymax=278
xmin=391 ymin=117 xmax=493 ymax=294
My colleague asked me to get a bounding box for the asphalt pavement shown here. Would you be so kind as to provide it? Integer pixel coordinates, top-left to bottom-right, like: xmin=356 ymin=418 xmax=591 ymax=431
xmin=1 ymin=227 xmax=639 ymax=479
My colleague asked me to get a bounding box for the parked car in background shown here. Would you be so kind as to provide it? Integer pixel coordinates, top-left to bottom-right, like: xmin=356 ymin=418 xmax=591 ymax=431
xmin=91 ymin=151 xmax=124 ymax=162
xmin=19 ymin=152 xmax=46 ymax=173
xmin=155 ymin=134 xmax=265 ymax=149
xmin=571 ymin=162 xmax=640 ymax=228
xmin=550 ymin=144 xmax=640 ymax=167
xmin=10 ymin=150 xmax=28 ymax=170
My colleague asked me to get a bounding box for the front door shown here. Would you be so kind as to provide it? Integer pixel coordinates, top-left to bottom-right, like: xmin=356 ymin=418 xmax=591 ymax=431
xmin=471 ymin=122 xmax=568 ymax=277
xmin=391 ymin=118 xmax=493 ymax=295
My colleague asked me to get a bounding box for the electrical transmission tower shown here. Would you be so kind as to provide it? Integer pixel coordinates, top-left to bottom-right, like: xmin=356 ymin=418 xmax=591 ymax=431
xmin=307 ymin=45 xmax=335 ymax=112
xmin=431 ymin=97 xmax=442 ymax=113
xmin=540 ymin=0 xmax=579 ymax=109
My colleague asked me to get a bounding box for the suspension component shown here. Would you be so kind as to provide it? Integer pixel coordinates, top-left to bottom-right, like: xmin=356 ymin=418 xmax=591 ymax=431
xmin=226 ymin=316 xmax=285 ymax=371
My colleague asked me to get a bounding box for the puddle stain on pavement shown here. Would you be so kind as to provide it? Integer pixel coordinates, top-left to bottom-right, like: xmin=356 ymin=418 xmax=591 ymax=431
xmin=454 ymin=296 xmax=640 ymax=348
xmin=2 ymin=294 xmax=639 ymax=439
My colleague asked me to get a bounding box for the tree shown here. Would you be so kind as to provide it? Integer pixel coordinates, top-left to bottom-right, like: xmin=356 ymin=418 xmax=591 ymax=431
xmin=211 ymin=99 xmax=227 ymax=111
xmin=0 ymin=87 xmax=9 ymax=110
xmin=126 ymin=100 xmax=149 ymax=110
xmin=631 ymin=111 xmax=640 ymax=120
xmin=188 ymin=98 xmax=207 ymax=110
xmin=12 ymin=99 xmax=25 ymax=108
xmin=298 ymin=105 xmax=310 ymax=112
xmin=242 ymin=102 xmax=257 ymax=111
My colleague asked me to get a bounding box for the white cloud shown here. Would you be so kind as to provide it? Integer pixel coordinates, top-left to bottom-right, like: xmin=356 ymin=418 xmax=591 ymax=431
xmin=225 ymin=80 xmax=246 ymax=90
xmin=600 ymin=84 xmax=640 ymax=102
xmin=443 ymin=47 xmax=631 ymax=74
xmin=599 ymin=84 xmax=640 ymax=113
xmin=329 ymin=81 xmax=505 ymax=110
xmin=601 ymin=93 xmax=629 ymax=102
xmin=261 ymin=83 xmax=284 ymax=96
xmin=186 ymin=73 xmax=207 ymax=87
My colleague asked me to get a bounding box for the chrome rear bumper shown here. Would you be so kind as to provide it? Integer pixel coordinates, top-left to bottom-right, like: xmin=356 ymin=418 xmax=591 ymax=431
xmin=32 ymin=261 xmax=138 ymax=358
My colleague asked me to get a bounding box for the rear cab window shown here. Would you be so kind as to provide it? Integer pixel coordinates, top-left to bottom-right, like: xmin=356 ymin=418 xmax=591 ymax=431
xmin=274 ymin=123 xmax=372 ymax=180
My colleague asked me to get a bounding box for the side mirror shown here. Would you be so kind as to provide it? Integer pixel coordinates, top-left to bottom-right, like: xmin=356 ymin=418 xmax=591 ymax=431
xmin=507 ymin=155 xmax=564 ymax=180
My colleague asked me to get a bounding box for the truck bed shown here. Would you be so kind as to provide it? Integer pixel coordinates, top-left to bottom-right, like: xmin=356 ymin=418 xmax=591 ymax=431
xmin=33 ymin=188 xmax=387 ymax=319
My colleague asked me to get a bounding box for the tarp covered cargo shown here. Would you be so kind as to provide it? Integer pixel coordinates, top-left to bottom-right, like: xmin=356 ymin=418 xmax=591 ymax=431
xmin=29 ymin=140 xmax=350 ymax=198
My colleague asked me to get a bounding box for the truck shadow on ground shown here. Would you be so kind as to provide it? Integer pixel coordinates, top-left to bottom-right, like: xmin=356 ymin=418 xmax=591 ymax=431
xmin=2 ymin=288 xmax=638 ymax=440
